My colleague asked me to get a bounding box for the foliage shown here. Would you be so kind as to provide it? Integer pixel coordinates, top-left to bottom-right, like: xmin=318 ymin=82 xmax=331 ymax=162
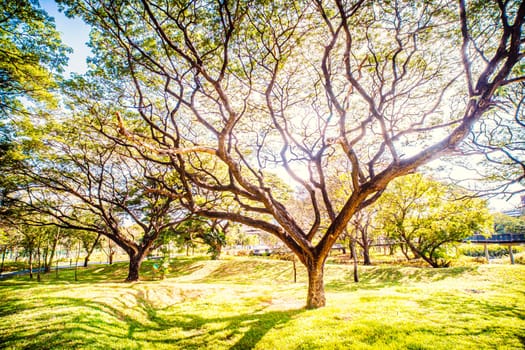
xmin=460 ymin=244 xmax=523 ymax=258
xmin=0 ymin=0 xmax=69 ymax=116
xmin=493 ymin=212 xmax=525 ymax=234
xmin=53 ymin=0 xmax=525 ymax=307
xmin=168 ymin=217 xmax=226 ymax=260
xmin=10 ymin=114 xmax=189 ymax=281
xmin=376 ymin=173 xmax=494 ymax=267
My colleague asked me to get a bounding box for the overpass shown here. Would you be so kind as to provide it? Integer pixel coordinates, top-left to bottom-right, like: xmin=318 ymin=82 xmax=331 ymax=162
xmin=464 ymin=233 xmax=524 ymax=264
xmin=465 ymin=233 xmax=525 ymax=244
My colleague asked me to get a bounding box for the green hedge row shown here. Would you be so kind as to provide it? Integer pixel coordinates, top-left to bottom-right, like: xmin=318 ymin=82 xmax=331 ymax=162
xmin=460 ymin=244 xmax=523 ymax=258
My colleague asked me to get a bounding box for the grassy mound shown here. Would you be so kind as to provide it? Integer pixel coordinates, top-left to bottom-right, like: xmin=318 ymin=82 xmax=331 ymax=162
xmin=0 ymin=256 xmax=524 ymax=349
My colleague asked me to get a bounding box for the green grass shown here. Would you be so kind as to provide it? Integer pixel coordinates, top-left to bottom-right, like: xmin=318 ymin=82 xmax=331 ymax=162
xmin=1 ymin=256 xmax=524 ymax=349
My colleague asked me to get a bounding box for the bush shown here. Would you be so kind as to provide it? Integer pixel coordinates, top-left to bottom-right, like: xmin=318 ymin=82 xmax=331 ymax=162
xmin=460 ymin=244 xmax=523 ymax=258
xmin=514 ymin=253 xmax=525 ymax=265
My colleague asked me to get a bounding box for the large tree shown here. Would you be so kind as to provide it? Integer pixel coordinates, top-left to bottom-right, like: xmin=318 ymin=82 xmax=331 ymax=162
xmin=58 ymin=0 xmax=525 ymax=308
xmin=15 ymin=116 xmax=189 ymax=281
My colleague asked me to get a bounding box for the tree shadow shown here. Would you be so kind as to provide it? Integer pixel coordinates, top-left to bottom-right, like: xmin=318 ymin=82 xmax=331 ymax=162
xmin=325 ymin=266 xmax=479 ymax=292
xmin=0 ymin=257 xmax=210 ymax=285
xmin=0 ymin=292 xmax=305 ymax=349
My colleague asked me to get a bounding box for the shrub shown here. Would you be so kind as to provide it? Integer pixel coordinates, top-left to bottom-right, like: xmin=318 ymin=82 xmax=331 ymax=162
xmin=460 ymin=244 xmax=523 ymax=258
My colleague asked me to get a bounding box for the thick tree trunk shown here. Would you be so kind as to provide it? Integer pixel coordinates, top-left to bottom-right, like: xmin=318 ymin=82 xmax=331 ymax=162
xmin=362 ymin=248 xmax=371 ymax=265
xmin=306 ymin=260 xmax=326 ymax=309
xmin=126 ymin=252 xmax=145 ymax=282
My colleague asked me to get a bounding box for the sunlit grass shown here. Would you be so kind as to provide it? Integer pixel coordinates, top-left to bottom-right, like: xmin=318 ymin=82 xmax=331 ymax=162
xmin=1 ymin=257 xmax=524 ymax=349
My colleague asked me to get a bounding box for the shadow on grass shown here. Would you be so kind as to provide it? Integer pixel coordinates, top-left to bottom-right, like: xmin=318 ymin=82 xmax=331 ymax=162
xmin=0 ymin=257 xmax=211 ymax=286
xmin=326 ymin=265 xmax=479 ymax=292
xmin=0 ymin=293 xmax=304 ymax=349
xmin=196 ymin=259 xmax=299 ymax=284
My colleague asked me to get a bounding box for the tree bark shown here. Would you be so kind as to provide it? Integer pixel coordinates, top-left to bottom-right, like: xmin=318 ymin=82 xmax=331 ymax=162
xmin=44 ymin=234 xmax=59 ymax=273
xmin=126 ymin=251 xmax=145 ymax=282
xmin=350 ymin=238 xmax=359 ymax=283
xmin=28 ymin=248 xmax=33 ymax=279
xmin=362 ymin=248 xmax=371 ymax=266
xmin=36 ymin=244 xmax=41 ymax=282
xmin=306 ymin=259 xmax=326 ymax=309
xmin=360 ymin=233 xmax=372 ymax=266
xmin=0 ymin=247 xmax=6 ymax=273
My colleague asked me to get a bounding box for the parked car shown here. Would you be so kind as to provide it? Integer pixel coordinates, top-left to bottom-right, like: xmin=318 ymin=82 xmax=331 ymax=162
xmin=251 ymin=245 xmax=273 ymax=256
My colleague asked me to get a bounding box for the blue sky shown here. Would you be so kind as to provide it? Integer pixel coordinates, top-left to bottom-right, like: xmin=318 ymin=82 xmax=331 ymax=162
xmin=40 ymin=0 xmax=91 ymax=75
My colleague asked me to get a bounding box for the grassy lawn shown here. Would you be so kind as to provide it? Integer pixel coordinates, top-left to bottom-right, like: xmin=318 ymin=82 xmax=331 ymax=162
xmin=0 ymin=257 xmax=524 ymax=349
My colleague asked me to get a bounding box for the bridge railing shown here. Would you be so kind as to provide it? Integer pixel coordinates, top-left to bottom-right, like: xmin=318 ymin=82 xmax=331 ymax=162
xmin=465 ymin=233 xmax=525 ymax=243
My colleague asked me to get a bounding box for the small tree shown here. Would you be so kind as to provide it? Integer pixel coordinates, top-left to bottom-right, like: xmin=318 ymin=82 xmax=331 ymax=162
xmin=376 ymin=173 xmax=493 ymax=267
xmin=168 ymin=217 xmax=227 ymax=260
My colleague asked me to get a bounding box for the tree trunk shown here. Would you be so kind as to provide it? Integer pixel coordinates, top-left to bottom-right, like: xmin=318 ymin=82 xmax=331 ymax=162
xmin=484 ymin=243 xmax=490 ymax=263
xmin=84 ymin=233 xmax=101 ymax=267
xmin=0 ymin=246 xmax=6 ymax=273
xmin=28 ymin=248 xmax=33 ymax=279
xmin=74 ymin=240 xmax=81 ymax=282
xmin=509 ymin=245 xmax=515 ymax=265
xmin=400 ymin=243 xmax=411 ymax=261
xmin=126 ymin=252 xmax=145 ymax=282
xmin=45 ymin=230 xmax=60 ymax=273
xmin=36 ymin=244 xmax=41 ymax=282
xmin=350 ymin=238 xmax=359 ymax=283
xmin=360 ymin=231 xmax=372 ymax=266
xmin=306 ymin=260 xmax=326 ymax=309
xmin=42 ymin=245 xmax=48 ymax=274
xmin=362 ymin=245 xmax=371 ymax=266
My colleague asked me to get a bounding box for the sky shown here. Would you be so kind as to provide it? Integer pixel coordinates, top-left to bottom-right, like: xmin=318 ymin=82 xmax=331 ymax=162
xmin=40 ymin=0 xmax=91 ymax=76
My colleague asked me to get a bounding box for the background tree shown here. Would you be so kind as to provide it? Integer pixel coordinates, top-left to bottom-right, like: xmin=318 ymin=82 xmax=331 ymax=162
xmin=347 ymin=207 xmax=376 ymax=266
xmin=77 ymin=230 xmax=101 ymax=268
xmin=13 ymin=115 xmax=189 ymax=281
xmin=375 ymin=173 xmax=493 ymax=267
xmin=0 ymin=0 xmax=69 ymax=116
xmin=0 ymin=0 xmax=70 ymax=220
xmin=58 ymin=0 xmax=525 ymax=308
xmin=493 ymin=212 xmax=525 ymax=234
xmin=167 ymin=217 xmax=227 ymax=260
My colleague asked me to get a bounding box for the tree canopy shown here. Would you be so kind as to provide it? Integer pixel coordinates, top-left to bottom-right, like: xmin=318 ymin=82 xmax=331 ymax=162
xmin=25 ymin=0 xmax=524 ymax=308
xmin=375 ymin=173 xmax=493 ymax=267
